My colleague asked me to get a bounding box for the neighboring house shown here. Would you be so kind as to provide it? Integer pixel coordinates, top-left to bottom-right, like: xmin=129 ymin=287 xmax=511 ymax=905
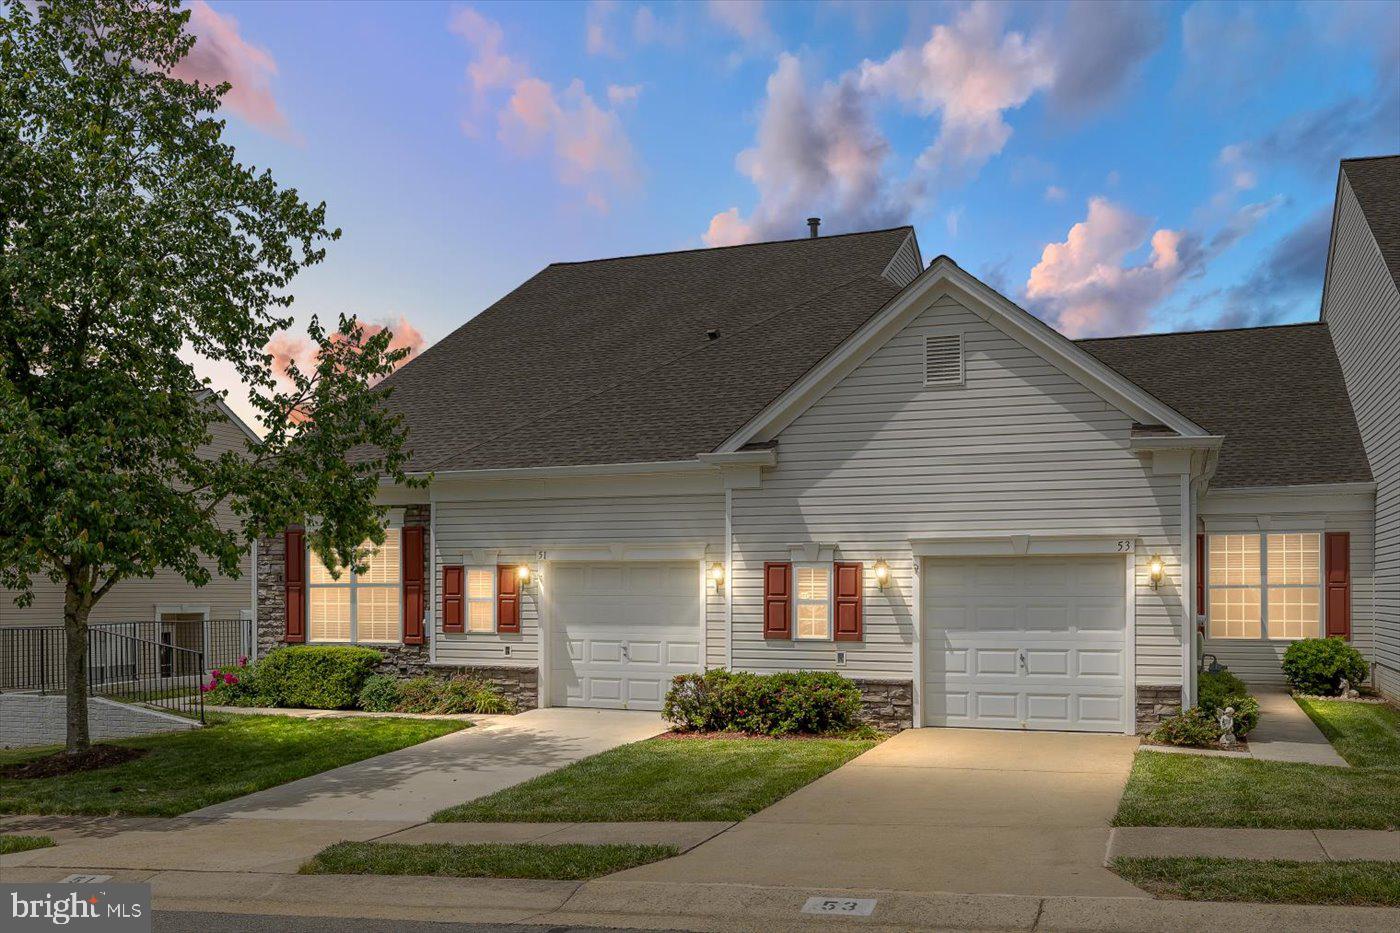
xmin=1321 ymin=155 xmax=1400 ymax=701
xmin=1 ymin=395 xmax=260 ymax=632
xmin=254 ymin=157 xmax=1395 ymax=733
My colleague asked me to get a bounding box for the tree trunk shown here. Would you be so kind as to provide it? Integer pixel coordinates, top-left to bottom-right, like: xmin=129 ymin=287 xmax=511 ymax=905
xmin=63 ymin=581 xmax=92 ymax=755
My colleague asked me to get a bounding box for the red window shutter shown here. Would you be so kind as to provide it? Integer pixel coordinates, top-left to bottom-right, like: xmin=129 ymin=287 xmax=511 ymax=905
xmin=763 ymin=562 xmax=792 ymax=639
xmin=284 ymin=527 xmax=306 ymax=643
xmin=1196 ymin=533 xmax=1205 ymax=618
xmin=1325 ymin=532 xmax=1351 ymax=639
xmin=401 ymin=526 xmax=425 ymax=645
xmin=441 ymin=565 xmax=465 ymax=633
xmin=497 ymin=565 xmax=520 ymax=634
xmin=834 ymin=561 xmax=863 ymax=642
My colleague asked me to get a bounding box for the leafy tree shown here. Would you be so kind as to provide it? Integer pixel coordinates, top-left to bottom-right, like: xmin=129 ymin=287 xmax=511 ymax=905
xmin=0 ymin=0 xmax=421 ymax=754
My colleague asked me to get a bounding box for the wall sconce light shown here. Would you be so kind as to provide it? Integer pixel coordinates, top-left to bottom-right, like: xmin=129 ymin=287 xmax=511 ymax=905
xmin=1148 ymin=555 xmax=1164 ymax=590
xmin=516 ymin=564 xmax=532 ymax=588
xmin=873 ymin=559 xmax=891 ymax=589
xmin=708 ymin=562 xmax=726 ymax=590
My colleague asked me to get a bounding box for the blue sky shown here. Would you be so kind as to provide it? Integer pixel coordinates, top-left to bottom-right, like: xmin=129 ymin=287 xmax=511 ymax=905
xmin=184 ymin=1 xmax=1400 ymax=423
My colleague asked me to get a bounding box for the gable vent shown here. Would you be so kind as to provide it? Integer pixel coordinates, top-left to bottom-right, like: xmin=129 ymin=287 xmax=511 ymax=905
xmin=924 ymin=334 xmax=964 ymax=387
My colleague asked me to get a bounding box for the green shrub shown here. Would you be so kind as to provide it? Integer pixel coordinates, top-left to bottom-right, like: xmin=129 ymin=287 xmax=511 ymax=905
xmin=663 ymin=669 xmax=863 ymax=736
xmin=391 ymin=674 xmax=515 ymax=715
xmin=247 ymin=646 xmax=383 ymax=709
xmin=1150 ymin=707 xmax=1221 ymax=747
xmin=1197 ymin=669 xmax=1259 ymax=737
xmin=357 ymin=674 xmax=403 ymax=712
xmin=1282 ymin=638 xmax=1369 ymax=696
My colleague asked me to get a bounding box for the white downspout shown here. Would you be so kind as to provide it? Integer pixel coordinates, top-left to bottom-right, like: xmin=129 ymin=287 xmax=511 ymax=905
xmin=1181 ymin=472 xmax=1196 ymax=710
xmin=724 ymin=486 xmax=734 ymax=671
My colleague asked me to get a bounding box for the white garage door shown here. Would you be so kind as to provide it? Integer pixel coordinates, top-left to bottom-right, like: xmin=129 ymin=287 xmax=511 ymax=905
xmin=549 ymin=561 xmax=703 ymax=710
xmin=922 ymin=556 xmax=1129 ymax=732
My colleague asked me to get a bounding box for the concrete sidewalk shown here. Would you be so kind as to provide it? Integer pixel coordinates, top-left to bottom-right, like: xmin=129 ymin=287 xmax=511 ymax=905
xmin=1246 ymin=690 xmax=1350 ymax=766
xmin=1109 ymin=826 xmax=1400 ymax=862
xmin=3 ymin=864 xmax=1396 ymax=932
xmin=190 ymin=707 xmax=666 ymax=822
xmin=613 ymin=728 xmax=1147 ymax=897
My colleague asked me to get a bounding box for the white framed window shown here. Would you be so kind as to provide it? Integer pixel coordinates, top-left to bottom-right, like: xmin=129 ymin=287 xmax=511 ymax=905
xmin=466 ymin=567 xmax=496 ymax=633
xmin=1206 ymin=532 xmax=1322 ymax=641
xmin=794 ymin=563 xmax=832 ymax=640
xmin=308 ymin=529 xmax=402 ymax=644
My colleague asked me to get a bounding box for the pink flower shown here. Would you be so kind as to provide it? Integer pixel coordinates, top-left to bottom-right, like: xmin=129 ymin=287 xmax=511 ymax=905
xmin=238 ymin=656 xmax=248 ymax=667
xmin=224 ymin=673 xmax=238 ymax=685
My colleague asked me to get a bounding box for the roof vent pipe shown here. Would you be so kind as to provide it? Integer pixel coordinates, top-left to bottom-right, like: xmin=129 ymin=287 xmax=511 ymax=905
xmin=807 ymin=217 xmax=820 ymax=238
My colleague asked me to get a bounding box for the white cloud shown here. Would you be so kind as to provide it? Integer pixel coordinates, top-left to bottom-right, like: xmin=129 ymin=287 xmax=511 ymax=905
xmin=1044 ymin=184 xmax=1067 ymax=202
xmin=707 ymin=0 xmax=773 ymax=46
xmin=633 ymin=5 xmax=683 ymax=46
xmin=607 ymin=83 xmax=643 ymax=106
xmin=701 ymin=54 xmax=908 ymax=246
xmin=586 ymin=1 xmax=620 ymax=56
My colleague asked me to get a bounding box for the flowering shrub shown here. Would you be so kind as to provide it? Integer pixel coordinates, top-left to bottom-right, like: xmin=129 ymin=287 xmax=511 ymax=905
xmin=204 ymin=658 xmax=252 ymax=705
xmin=663 ymin=669 xmax=863 ymax=736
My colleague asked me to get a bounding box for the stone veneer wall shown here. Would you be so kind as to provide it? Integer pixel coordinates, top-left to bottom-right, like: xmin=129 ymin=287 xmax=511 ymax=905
xmin=851 ymin=677 xmax=914 ymax=732
xmin=1135 ymin=685 xmax=1182 ymax=733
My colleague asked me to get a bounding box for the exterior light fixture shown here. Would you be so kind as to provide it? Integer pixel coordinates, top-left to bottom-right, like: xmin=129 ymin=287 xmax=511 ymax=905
xmin=873 ymin=559 xmax=891 ymax=589
xmin=516 ymin=564 xmax=532 ymax=587
xmin=709 ymin=562 xmax=726 ymax=589
xmin=1148 ymin=555 xmax=1164 ymax=589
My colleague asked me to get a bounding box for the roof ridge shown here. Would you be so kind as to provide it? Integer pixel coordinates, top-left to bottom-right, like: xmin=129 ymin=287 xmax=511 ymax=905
xmin=1340 ymin=153 xmax=1400 ymax=164
xmin=421 ymin=271 xmax=894 ymax=471
xmin=546 ymin=226 xmax=914 ymax=267
xmin=1076 ymin=321 xmax=1328 ymax=343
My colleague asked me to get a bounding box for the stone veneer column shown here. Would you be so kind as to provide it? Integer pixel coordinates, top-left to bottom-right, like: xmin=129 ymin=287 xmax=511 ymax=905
xmin=1134 ymin=685 xmax=1182 ymax=733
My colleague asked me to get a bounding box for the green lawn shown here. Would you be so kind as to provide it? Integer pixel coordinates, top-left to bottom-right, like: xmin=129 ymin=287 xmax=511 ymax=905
xmin=0 ymin=834 xmax=55 ymax=855
xmin=1116 ymin=697 xmax=1400 ymax=829
xmin=434 ymin=737 xmax=876 ymax=823
xmin=1112 ymin=857 xmax=1400 ymax=907
xmin=0 ymin=714 xmax=464 ymax=817
xmin=301 ymin=841 xmax=677 ymax=880
xmin=1296 ymin=700 xmax=1400 ymax=768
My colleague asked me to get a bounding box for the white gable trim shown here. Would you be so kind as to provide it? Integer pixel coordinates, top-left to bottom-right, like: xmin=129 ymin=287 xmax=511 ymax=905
xmin=714 ymin=257 xmax=1210 ymax=451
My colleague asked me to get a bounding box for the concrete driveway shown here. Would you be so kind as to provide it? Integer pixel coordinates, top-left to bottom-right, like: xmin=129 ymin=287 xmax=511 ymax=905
xmin=617 ymin=727 xmax=1146 ymax=897
xmin=191 ymin=707 xmax=666 ymax=823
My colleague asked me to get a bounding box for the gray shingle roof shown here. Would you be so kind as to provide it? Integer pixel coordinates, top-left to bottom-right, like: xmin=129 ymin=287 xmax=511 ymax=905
xmin=375 ymin=228 xmax=911 ymax=471
xmin=1078 ymin=323 xmax=1373 ymax=488
xmin=1342 ymin=155 xmax=1400 ymax=288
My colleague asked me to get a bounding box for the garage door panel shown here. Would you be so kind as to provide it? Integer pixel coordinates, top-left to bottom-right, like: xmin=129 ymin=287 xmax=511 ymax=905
xmin=922 ymin=556 xmax=1128 ymax=733
xmin=550 ymin=561 xmax=703 ymax=712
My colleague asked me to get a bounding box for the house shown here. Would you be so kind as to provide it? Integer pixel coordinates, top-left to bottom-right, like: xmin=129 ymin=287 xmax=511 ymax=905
xmin=254 ymin=157 xmax=1396 ymax=733
xmin=1 ymin=395 xmax=260 ymax=685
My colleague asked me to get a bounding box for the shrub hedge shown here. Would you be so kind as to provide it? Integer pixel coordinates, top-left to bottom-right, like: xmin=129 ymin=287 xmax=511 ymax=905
xmin=357 ymin=674 xmax=514 ymax=715
xmin=1282 ymin=637 xmax=1369 ymax=696
xmin=206 ymin=646 xmax=382 ymax=709
xmin=1149 ymin=707 xmax=1221 ymax=747
xmin=663 ymin=669 xmax=863 ymax=736
xmin=1197 ymin=669 xmax=1259 ymax=737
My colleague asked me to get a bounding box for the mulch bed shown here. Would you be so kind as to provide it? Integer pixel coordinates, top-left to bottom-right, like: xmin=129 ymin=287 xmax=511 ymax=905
xmin=0 ymin=744 xmax=148 ymax=780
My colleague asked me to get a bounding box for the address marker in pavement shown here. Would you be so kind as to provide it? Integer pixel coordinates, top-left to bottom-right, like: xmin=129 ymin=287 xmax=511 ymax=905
xmin=801 ymin=896 xmax=877 ymax=917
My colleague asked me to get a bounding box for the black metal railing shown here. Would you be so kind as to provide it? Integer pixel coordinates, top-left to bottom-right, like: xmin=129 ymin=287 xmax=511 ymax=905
xmin=86 ymin=626 xmax=206 ymax=722
xmin=1 ymin=618 xmax=251 ymax=721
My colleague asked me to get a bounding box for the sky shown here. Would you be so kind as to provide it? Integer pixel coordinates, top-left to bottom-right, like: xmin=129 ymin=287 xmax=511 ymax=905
xmin=177 ymin=0 xmax=1400 ymax=428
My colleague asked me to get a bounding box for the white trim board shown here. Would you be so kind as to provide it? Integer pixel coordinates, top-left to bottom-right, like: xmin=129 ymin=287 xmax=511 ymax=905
xmin=715 ymin=257 xmax=1211 ymax=452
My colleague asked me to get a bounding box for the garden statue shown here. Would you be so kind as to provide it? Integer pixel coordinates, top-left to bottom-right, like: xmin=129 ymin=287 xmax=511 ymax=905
xmin=1339 ymin=678 xmax=1360 ymax=700
xmin=1217 ymin=706 xmax=1237 ymax=748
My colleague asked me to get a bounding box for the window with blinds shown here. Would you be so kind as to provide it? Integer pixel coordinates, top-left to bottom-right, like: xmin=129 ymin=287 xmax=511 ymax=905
xmin=307 ymin=530 xmax=402 ymax=644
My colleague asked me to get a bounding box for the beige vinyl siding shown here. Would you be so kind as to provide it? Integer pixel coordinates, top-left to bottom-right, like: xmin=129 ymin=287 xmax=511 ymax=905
xmin=1323 ymin=174 xmax=1400 ymax=699
xmin=731 ymin=294 xmax=1185 ymax=685
xmin=432 ymin=493 xmax=726 ymax=669
xmin=0 ymin=414 xmax=255 ymax=627
xmin=882 ymin=232 xmax=923 ymax=287
xmin=1200 ymin=510 xmax=1375 ymax=686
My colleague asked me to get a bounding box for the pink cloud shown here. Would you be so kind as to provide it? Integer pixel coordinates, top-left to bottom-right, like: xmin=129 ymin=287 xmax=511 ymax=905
xmin=453 ymin=8 xmax=637 ymax=211
xmin=703 ymin=207 xmax=755 ymax=248
xmin=1026 ymin=198 xmax=1200 ymax=338
xmin=169 ymin=1 xmax=292 ymax=139
xmin=266 ymin=316 xmax=426 ymax=390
